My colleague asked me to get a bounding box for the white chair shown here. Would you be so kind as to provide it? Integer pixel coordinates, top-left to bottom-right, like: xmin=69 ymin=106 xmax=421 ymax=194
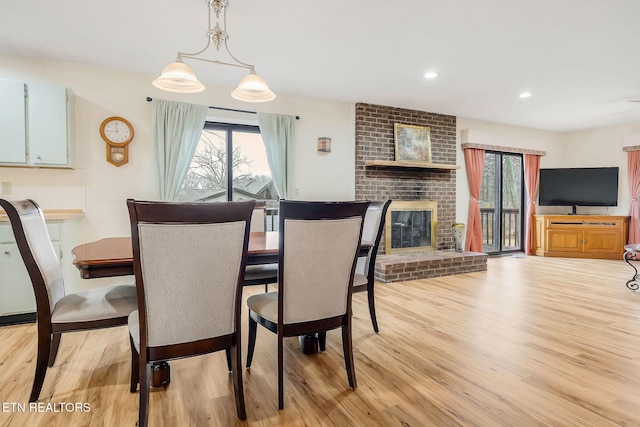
xmin=244 ymin=201 xmax=278 ymax=292
xmin=126 ymin=199 xmax=254 ymax=426
xmin=353 ymin=199 xmax=392 ymax=332
xmin=250 ymin=203 xmax=267 ymax=232
xmin=0 ymin=198 xmax=137 ymax=402
xmin=245 ymin=200 xmax=369 ymax=409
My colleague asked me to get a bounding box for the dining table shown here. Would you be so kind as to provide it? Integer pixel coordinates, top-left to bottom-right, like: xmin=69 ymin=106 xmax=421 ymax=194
xmin=71 ymin=231 xmax=280 ymax=279
xmin=71 ymin=231 xmax=370 ymax=387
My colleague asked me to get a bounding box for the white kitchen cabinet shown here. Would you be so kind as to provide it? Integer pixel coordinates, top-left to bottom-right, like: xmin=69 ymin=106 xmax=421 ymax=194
xmin=0 ymin=79 xmax=74 ymax=168
xmin=0 ymin=222 xmax=62 ymax=320
xmin=28 ymin=83 xmax=74 ymax=166
xmin=0 ymin=79 xmax=27 ymax=164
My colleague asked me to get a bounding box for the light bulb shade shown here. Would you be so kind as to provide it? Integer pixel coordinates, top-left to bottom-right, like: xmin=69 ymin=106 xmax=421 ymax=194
xmin=152 ymin=61 xmax=206 ymax=93
xmin=230 ymin=71 xmax=276 ymax=103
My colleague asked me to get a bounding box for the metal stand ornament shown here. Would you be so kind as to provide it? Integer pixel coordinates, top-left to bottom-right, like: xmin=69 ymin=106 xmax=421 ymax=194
xmin=623 ymin=249 xmax=640 ymax=291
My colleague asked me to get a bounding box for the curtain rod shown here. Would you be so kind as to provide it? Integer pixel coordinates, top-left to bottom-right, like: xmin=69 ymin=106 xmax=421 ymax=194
xmin=145 ymin=97 xmax=299 ymax=120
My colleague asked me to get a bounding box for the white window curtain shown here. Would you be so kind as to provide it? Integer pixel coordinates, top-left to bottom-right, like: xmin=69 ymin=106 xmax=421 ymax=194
xmin=152 ymin=99 xmax=207 ymax=201
xmin=257 ymin=113 xmax=295 ymax=199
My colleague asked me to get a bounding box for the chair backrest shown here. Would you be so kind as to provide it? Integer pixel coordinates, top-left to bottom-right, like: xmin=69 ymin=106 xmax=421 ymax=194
xmin=356 ymin=200 xmax=392 ymax=279
xmin=0 ymin=199 xmax=64 ymax=316
xmin=127 ymin=199 xmax=254 ymax=349
xmin=278 ymin=200 xmax=369 ymax=325
xmin=250 ymin=201 xmax=267 ymax=232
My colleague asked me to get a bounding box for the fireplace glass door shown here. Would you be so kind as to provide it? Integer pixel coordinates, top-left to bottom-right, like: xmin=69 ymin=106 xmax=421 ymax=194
xmin=391 ymin=210 xmax=432 ymax=249
xmin=385 ymin=201 xmax=437 ymax=254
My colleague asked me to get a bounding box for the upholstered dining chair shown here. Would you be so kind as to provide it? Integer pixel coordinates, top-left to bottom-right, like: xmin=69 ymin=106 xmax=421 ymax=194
xmin=126 ymin=199 xmax=254 ymax=426
xmin=244 ymin=201 xmax=278 ymax=292
xmin=245 ymin=200 xmax=369 ymax=409
xmin=353 ymin=199 xmax=392 ymax=333
xmin=0 ymin=198 xmax=137 ymax=402
xmin=250 ymin=201 xmax=267 ymax=232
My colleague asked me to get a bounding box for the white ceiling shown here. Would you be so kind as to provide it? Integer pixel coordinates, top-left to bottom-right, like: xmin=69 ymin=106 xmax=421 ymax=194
xmin=2 ymin=0 xmax=640 ymax=133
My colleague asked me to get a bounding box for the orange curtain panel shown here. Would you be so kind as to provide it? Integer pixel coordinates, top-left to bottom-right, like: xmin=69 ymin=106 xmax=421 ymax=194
xmin=524 ymin=154 xmax=541 ymax=254
xmin=628 ymin=150 xmax=640 ymax=243
xmin=463 ymin=148 xmax=485 ymax=252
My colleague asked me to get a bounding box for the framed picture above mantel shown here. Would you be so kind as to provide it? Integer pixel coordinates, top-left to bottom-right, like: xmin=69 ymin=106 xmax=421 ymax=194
xmin=394 ymin=123 xmax=432 ymax=163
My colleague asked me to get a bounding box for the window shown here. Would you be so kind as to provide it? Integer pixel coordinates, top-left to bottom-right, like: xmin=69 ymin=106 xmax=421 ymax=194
xmin=178 ymin=122 xmax=278 ymax=229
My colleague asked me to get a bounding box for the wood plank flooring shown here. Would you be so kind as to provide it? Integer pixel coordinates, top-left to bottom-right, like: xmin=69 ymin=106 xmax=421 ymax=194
xmin=0 ymin=255 xmax=639 ymax=426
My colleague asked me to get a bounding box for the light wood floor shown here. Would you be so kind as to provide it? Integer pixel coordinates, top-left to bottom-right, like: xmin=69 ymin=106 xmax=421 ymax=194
xmin=1 ymin=256 xmax=639 ymax=426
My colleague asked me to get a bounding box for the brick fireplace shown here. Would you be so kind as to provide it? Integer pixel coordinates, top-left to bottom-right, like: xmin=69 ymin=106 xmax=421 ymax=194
xmin=355 ymin=102 xmax=457 ymax=249
xmin=355 ymin=102 xmax=487 ymax=282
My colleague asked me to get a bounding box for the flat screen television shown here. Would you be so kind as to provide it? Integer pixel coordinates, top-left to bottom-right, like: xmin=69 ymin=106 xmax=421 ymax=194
xmin=538 ymin=167 xmax=619 ymax=214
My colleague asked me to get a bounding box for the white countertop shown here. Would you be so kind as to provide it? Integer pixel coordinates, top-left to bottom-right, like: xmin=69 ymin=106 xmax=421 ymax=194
xmin=0 ymin=209 xmax=84 ymax=222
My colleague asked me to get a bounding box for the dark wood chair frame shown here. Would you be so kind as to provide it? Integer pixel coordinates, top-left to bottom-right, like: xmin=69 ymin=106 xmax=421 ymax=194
xmin=127 ymin=199 xmax=255 ymax=426
xmin=0 ymin=198 xmax=135 ymax=402
xmin=245 ymin=200 xmax=369 ymax=409
xmin=353 ymin=199 xmax=392 ymax=333
xmin=244 ymin=201 xmax=277 ymax=292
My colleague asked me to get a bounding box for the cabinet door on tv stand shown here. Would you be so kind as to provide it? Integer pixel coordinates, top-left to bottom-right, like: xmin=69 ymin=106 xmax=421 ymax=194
xmin=582 ymin=230 xmax=621 ymax=255
xmin=546 ymin=230 xmax=583 ymax=253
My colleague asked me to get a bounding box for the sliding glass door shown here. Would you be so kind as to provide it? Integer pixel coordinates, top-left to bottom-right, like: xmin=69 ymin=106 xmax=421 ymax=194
xmin=480 ymin=151 xmax=524 ymax=254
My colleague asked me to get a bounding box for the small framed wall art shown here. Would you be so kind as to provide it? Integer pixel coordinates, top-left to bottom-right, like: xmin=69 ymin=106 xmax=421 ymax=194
xmin=317 ymin=137 xmax=331 ymax=153
xmin=394 ymin=123 xmax=432 ymax=163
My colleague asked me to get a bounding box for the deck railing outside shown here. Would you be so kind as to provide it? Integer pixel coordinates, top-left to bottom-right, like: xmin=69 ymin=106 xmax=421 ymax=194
xmin=266 ymin=208 xmax=278 ymax=231
xmin=481 ymin=207 xmax=521 ymax=251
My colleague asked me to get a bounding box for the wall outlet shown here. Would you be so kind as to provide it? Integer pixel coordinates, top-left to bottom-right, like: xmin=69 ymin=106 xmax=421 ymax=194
xmin=1 ymin=182 xmax=11 ymax=195
xmin=294 ymin=187 xmax=300 ymax=196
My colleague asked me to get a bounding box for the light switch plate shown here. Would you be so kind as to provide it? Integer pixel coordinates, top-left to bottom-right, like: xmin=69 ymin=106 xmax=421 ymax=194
xmin=1 ymin=182 xmax=11 ymax=195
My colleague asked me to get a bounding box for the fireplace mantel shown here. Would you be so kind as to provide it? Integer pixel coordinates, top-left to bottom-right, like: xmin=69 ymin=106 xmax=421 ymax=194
xmin=365 ymin=160 xmax=460 ymax=170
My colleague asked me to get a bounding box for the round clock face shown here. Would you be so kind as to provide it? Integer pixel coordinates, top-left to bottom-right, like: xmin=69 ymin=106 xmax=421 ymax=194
xmin=100 ymin=117 xmax=134 ymax=146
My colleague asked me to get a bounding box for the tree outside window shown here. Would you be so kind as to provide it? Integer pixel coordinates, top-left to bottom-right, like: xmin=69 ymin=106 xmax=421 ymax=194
xmin=178 ymin=122 xmax=278 ymax=229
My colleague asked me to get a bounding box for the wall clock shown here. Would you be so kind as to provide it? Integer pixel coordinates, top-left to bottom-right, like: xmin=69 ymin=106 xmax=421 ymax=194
xmin=100 ymin=116 xmax=134 ymax=166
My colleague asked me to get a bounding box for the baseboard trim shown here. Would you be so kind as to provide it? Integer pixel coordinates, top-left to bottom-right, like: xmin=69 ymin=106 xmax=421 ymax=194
xmin=0 ymin=312 xmax=36 ymax=326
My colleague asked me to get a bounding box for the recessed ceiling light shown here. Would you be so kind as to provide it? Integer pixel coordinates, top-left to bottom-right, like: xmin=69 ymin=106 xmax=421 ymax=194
xmin=424 ymin=72 xmax=438 ymax=79
xmin=519 ymin=92 xmax=532 ymax=99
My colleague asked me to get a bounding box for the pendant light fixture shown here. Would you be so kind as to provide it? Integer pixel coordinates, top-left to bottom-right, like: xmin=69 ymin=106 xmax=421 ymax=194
xmin=152 ymin=0 xmax=276 ymax=102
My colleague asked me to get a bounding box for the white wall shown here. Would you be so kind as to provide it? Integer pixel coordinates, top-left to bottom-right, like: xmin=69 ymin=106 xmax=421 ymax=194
xmin=560 ymin=122 xmax=640 ymax=216
xmin=455 ymin=118 xmax=640 ymax=226
xmin=456 ymin=118 xmax=563 ymax=225
xmin=0 ymin=54 xmax=355 ymax=291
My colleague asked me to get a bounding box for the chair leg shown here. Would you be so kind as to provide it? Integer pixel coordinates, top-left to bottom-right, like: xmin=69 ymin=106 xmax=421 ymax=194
xmin=264 ymin=284 xmax=268 ymax=292
xmin=246 ymin=314 xmax=258 ymax=368
xmin=367 ymin=284 xmax=380 ymax=333
xmin=318 ymin=331 xmax=327 ymax=352
xmin=129 ymin=336 xmax=139 ymax=393
xmin=48 ymin=333 xmax=62 ymax=367
xmin=341 ymin=321 xmax=357 ymax=390
xmin=138 ymin=363 xmax=151 ymax=427
xmin=29 ymin=329 xmax=52 ymax=402
xmin=278 ymin=334 xmax=285 ymax=409
xmin=230 ymin=345 xmax=247 ymax=420
xmin=225 ymin=348 xmax=232 ymax=373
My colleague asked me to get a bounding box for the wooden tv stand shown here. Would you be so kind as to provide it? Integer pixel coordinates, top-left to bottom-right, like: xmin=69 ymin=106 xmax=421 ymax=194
xmin=534 ymin=215 xmax=629 ymax=260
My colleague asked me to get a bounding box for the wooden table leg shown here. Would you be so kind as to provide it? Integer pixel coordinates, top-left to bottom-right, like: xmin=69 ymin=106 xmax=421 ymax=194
xmin=299 ymin=334 xmax=319 ymax=354
xmin=151 ymin=361 xmax=170 ymax=387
